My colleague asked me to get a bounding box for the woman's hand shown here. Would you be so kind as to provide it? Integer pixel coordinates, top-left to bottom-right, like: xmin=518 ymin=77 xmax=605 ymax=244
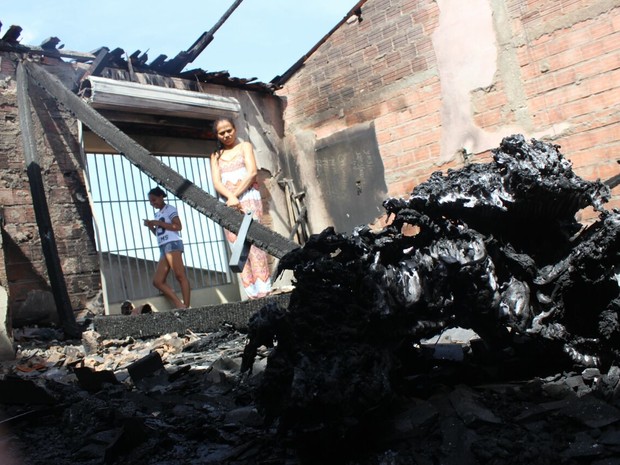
xmin=226 ymin=196 xmax=243 ymax=211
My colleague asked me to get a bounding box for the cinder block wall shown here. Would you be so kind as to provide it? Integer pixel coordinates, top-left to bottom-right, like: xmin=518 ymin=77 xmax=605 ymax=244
xmin=278 ymin=0 xmax=620 ymax=228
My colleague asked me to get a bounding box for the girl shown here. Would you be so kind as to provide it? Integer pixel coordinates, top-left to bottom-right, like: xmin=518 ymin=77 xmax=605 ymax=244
xmin=143 ymin=187 xmax=191 ymax=308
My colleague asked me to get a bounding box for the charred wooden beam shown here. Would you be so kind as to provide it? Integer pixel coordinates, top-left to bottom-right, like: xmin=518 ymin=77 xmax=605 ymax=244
xmin=23 ymin=61 xmax=299 ymax=259
xmin=604 ymin=161 xmax=620 ymax=189
xmin=15 ymin=62 xmax=81 ymax=339
xmin=2 ymin=25 xmax=22 ymax=43
xmin=128 ymin=50 xmax=145 ymax=71
xmin=40 ymin=37 xmax=60 ymax=50
xmin=605 ymin=176 xmax=620 ymax=189
xmin=80 ymin=47 xmax=110 ymax=82
xmin=163 ymin=0 xmax=245 ymax=74
xmin=149 ymin=54 xmax=168 ymax=70
xmin=102 ymin=47 xmax=125 ymax=68
xmin=0 ymin=40 xmax=95 ymax=61
xmin=126 ymin=51 xmax=137 ymax=81
xmin=271 ymin=0 xmax=367 ymax=87
xmin=137 ymin=51 xmax=149 ymax=67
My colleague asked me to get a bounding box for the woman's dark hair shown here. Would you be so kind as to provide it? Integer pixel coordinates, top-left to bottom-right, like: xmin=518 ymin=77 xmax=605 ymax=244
xmin=212 ymin=116 xmax=236 ymax=132
xmin=148 ymin=187 xmax=167 ymax=198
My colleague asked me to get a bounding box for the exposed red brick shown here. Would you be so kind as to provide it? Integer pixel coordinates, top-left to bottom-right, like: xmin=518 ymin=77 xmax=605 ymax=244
xmin=281 ymin=0 xmax=620 ymax=236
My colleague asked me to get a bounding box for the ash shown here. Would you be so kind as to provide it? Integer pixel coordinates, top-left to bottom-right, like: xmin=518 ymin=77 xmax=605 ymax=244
xmin=4 ymin=135 xmax=620 ymax=465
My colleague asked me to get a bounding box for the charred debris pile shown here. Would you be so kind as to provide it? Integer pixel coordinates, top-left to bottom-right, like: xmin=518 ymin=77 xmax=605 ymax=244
xmin=242 ymin=134 xmax=620 ymax=447
xmin=5 ymin=134 xmax=620 ymax=465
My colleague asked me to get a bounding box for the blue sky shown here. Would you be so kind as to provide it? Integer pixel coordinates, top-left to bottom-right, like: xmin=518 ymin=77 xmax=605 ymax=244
xmin=1 ymin=1 xmax=355 ymax=83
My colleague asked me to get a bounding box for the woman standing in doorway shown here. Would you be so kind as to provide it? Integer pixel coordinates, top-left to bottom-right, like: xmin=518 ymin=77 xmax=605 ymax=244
xmin=210 ymin=117 xmax=272 ymax=299
xmin=143 ymin=187 xmax=191 ymax=308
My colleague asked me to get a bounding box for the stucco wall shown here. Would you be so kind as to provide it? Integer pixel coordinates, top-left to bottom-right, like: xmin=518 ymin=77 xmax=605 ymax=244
xmin=277 ymin=0 xmax=620 ymax=231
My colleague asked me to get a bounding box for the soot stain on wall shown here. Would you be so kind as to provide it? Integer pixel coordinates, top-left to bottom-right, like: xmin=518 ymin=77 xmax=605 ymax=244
xmin=314 ymin=122 xmax=387 ymax=233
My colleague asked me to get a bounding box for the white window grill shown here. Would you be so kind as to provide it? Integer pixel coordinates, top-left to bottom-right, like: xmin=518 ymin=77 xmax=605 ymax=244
xmin=86 ymin=152 xmax=232 ymax=305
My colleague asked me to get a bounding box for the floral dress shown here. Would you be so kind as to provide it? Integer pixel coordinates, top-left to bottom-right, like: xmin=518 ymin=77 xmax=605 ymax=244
xmin=217 ymin=151 xmax=272 ymax=298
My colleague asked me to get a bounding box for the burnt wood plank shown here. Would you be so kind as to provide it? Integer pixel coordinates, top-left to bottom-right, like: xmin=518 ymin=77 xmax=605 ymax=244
xmin=149 ymin=54 xmax=168 ymax=70
xmin=164 ymin=0 xmax=244 ymax=74
xmin=604 ymin=173 xmax=620 ymax=189
xmin=40 ymin=37 xmax=61 ymax=50
xmin=0 ymin=41 xmax=96 ymax=60
xmin=80 ymin=47 xmax=111 ymax=81
xmin=2 ymin=25 xmax=22 ymax=43
xmin=23 ymin=61 xmax=299 ymax=259
xmin=16 ymin=62 xmax=81 ymax=339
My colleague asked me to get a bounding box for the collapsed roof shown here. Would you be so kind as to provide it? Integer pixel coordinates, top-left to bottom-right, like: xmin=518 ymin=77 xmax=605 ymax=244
xmin=0 ymin=10 xmax=278 ymax=94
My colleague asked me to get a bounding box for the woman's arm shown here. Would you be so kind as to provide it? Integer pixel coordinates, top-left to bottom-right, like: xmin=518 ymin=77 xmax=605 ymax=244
xmin=211 ymin=152 xmax=242 ymax=209
xmin=232 ymin=142 xmax=258 ymax=198
xmin=211 ymin=153 xmax=236 ymax=199
xmin=143 ymin=216 xmax=182 ymax=232
xmin=160 ymin=216 xmax=182 ymax=232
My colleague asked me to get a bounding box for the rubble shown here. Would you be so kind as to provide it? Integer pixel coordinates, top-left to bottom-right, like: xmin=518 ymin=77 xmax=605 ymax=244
xmin=3 ymin=321 xmax=620 ymax=465
xmin=0 ymin=325 xmax=271 ymax=464
xmin=3 ymin=135 xmax=620 ymax=464
xmin=241 ymin=134 xmax=620 ymax=460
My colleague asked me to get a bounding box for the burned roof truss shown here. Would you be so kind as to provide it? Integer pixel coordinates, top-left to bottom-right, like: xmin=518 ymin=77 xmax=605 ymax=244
xmin=0 ymin=8 xmax=277 ymax=94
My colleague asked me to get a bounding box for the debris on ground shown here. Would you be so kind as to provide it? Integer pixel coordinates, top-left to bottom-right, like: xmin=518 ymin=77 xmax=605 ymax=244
xmin=3 ymin=135 xmax=620 ymax=464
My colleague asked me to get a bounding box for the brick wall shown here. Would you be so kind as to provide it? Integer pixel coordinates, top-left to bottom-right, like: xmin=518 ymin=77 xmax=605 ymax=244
xmin=0 ymin=56 xmax=100 ymax=313
xmin=278 ymin=0 xmax=620 ymax=226
xmin=512 ymin=2 xmax=620 ymax=191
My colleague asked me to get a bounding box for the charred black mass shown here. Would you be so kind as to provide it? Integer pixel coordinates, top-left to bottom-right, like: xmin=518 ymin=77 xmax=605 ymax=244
xmin=242 ymin=134 xmax=620 ymax=449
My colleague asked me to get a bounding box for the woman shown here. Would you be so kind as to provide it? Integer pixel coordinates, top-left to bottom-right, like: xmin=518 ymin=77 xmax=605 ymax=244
xmin=210 ymin=117 xmax=272 ymax=299
xmin=143 ymin=187 xmax=191 ymax=308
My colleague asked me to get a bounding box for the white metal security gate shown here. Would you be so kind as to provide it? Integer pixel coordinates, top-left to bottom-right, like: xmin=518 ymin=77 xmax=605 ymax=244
xmin=85 ymin=152 xmax=233 ymax=305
